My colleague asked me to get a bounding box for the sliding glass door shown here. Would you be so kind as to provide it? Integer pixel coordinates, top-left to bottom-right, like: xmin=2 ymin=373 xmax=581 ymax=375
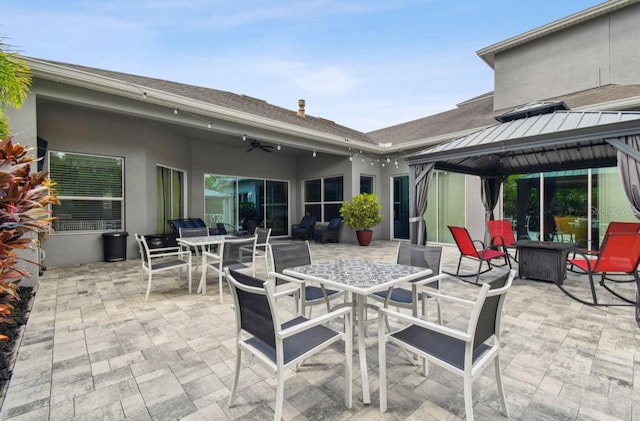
xmin=502 ymin=167 xmax=635 ymax=250
xmin=204 ymin=174 xmax=289 ymax=236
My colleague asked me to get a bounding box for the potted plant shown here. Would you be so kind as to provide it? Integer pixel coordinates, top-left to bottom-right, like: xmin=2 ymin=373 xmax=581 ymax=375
xmin=339 ymin=193 xmax=383 ymax=246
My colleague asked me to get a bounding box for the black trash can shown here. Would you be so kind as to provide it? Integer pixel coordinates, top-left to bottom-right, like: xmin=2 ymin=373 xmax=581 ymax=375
xmin=102 ymin=232 xmax=129 ymax=262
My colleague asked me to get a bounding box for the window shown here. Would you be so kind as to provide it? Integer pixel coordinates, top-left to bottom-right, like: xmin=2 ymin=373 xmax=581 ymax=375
xmin=304 ymin=176 xmax=344 ymax=221
xmin=157 ymin=165 xmax=185 ymax=233
xmin=360 ymin=175 xmax=374 ymax=194
xmin=49 ymin=151 xmax=124 ymax=232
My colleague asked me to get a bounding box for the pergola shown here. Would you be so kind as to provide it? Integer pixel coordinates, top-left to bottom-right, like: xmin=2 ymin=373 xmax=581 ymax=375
xmin=406 ymin=106 xmax=640 ymax=325
xmin=406 ymin=108 xmax=640 ymax=242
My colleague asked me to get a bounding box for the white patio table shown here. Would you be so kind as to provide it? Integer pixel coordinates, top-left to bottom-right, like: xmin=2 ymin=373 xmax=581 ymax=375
xmin=283 ymin=258 xmax=433 ymax=405
xmin=176 ymin=235 xmax=228 ymax=294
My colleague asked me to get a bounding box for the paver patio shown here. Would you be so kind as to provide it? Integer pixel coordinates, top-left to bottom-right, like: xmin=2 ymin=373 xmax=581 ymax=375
xmin=0 ymin=240 xmax=638 ymax=420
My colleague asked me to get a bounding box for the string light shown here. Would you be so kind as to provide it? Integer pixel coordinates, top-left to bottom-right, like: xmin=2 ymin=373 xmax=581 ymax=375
xmin=349 ymin=155 xmax=353 ymax=161
xmin=277 ymin=144 xmax=281 ymax=151
xmin=387 ymin=157 xmax=391 ymax=163
xmin=207 ymin=122 xmax=212 ymax=129
xmin=312 ymin=150 xmax=316 ymax=157
xmin=242 ymin=134 xmax=247 ymax=141
xmin=142 ymin=92 xmax=147 ymax=99
xmin=174 ymin=108 xmax=179 ymax=115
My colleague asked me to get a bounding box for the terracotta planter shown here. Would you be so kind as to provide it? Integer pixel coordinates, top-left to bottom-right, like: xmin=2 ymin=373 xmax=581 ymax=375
xmin=356 ymin=230 xmax=373 ymax=246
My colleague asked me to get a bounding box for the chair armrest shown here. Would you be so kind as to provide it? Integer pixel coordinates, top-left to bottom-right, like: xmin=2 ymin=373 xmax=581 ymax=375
xmin=279 ymin=306 xmax=351 ymax=339
xmin=268 ymin=271 xmax=305 ymax=285
xmin=149 ymin=246 xmax=182 ymax=254
xmin=568 ymin=249 xmax=597 ymax=269
xmin=149 ymin=250 xmax=189 ymax=260
xmin=411 ymin=273 xmax=448 ymax=287
xmin=378 ymin=307 xmax=471 ymax=342
xmin=420 ymin=290 xmax=476 ymax=306
xmin=273 ymin=284 xmax=302 ymax=299
xmin=472 ymin=239 xmax=487 ymax=249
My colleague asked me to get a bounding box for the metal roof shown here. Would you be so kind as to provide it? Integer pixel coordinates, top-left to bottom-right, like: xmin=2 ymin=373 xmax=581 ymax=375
xmin=407 ymin=110 xmax=640 ymax=176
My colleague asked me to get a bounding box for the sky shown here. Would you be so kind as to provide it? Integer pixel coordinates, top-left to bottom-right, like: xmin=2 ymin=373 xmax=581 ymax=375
xmin=0 ymin=1 xmax=605 ymax=132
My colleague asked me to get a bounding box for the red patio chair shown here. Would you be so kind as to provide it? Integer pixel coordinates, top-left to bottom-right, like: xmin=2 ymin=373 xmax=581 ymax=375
xmin=447 ymin=226 xmax=511 ymax=284
xmin=575 ymin=221 xmax=640 ymax=255
xmin=488 ymin=219 xmax=523 ymax=262
xmin=570 ymin=221 xmax=640 ymax=281
xmin=564 ymin=232 xmax=640 ymax=307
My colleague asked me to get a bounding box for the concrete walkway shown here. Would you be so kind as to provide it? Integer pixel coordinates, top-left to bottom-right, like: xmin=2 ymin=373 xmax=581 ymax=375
xmin=0 ymin=240 xmax=638 ymax=420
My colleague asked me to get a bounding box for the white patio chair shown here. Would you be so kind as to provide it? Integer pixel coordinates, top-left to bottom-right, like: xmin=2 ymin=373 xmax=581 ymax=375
xmin=134 ymin=233 xmax=192 ymax=301
xmin=378 ymin=269 xmax=515 ymax=421
xmin=225 ymin=268 xmax=352 ymax=421
xmin=202 ymin=234 xmax=257 ymax=303
xmin=240 ymin=227 xmax=271 ymax=276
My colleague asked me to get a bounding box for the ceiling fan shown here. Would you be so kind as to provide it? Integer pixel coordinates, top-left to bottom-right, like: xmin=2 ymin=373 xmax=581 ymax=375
xmin=245 ymin=138 xmax=274 ymax=153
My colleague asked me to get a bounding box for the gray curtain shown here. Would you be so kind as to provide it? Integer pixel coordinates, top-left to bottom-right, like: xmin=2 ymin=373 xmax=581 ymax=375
xmin=480 ymin=175 xmax=505 ymax=246
xmin=409 ymin=163 xmax=435 ymax=245
xmin=616 ymin=135 xmax=640 ymax=219
xmin=615 ymin=134 xmax=640 ymax=326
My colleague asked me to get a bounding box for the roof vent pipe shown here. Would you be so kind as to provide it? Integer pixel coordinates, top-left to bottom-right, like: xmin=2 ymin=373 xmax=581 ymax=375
xmin=297 ymin=99 xmax=306 ymax=118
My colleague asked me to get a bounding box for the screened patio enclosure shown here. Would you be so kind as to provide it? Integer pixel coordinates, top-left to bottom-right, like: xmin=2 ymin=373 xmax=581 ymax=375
xmin=406 ymin=108 xmax=640 ymax=247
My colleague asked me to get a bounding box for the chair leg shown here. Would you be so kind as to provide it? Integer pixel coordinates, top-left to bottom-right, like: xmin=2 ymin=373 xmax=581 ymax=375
xmin=494 ymin=355 xmax=510 ymax=418
xmin=187 ymin=265 xmax=192 ymax=294
xmin=274 ymin=367 xmax=285 ymax=421
xmin=475 ymin=260 xmax=484 ymax=284
xmin=228 ymin=347 xmax=242 ymax=406
xmin=463 ymin=372 xmax=475 ymax=421
xmin=378 ymin=316 xmax=387 ymax=413
xmin=344 ymin=310 xmax=353 ymax=409
xmin=219 ymin=271 xmax=224 ymax=304
xmin=145 ymin=272 xmax=152 ymax=302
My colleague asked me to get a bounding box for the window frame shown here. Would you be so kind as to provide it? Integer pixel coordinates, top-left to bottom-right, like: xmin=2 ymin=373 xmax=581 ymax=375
xmin=303 ymin=176 xmax=344 ymax=222
xmin=360 ymin=175 xmax=374 ymax=194
xmin=49 ymin=150 xmax=125 ymax=234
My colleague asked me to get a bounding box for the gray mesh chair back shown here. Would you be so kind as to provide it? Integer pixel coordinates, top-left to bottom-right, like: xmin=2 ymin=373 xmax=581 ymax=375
xmin=179 ymin=226 xmax=210 ymax=255
xmin=271 ymin=241 xmax=312 ymax=274
xmin=473 ymin=271 xmax=509 ymax=351
xmin=228 ymin=269 xmax=276 ymax=349
xmin=222 ymin=236 xmax=257 ymax=267
xmin=397 ymin=243 xmax=442 ymax=285
xmin=372 ymin=243 xmax=444 ymax=321
xmin=269 ymin=241 xmax=342 ymax=315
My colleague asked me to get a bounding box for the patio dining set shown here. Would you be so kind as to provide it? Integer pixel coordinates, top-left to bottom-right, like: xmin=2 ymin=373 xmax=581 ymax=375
xmin=122 ymin=218 xmax=640 ymax=420
xmin=3 ymin=230 xmax=640 ymax=420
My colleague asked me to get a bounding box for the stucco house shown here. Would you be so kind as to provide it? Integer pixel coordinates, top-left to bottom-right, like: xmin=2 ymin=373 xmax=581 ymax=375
xmin=6 ymin=0 xmax=640 ymax=279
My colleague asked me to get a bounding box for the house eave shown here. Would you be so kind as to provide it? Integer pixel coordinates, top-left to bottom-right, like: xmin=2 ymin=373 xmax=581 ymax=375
xmin=24 ymin=57 xmax=380 ymax=154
